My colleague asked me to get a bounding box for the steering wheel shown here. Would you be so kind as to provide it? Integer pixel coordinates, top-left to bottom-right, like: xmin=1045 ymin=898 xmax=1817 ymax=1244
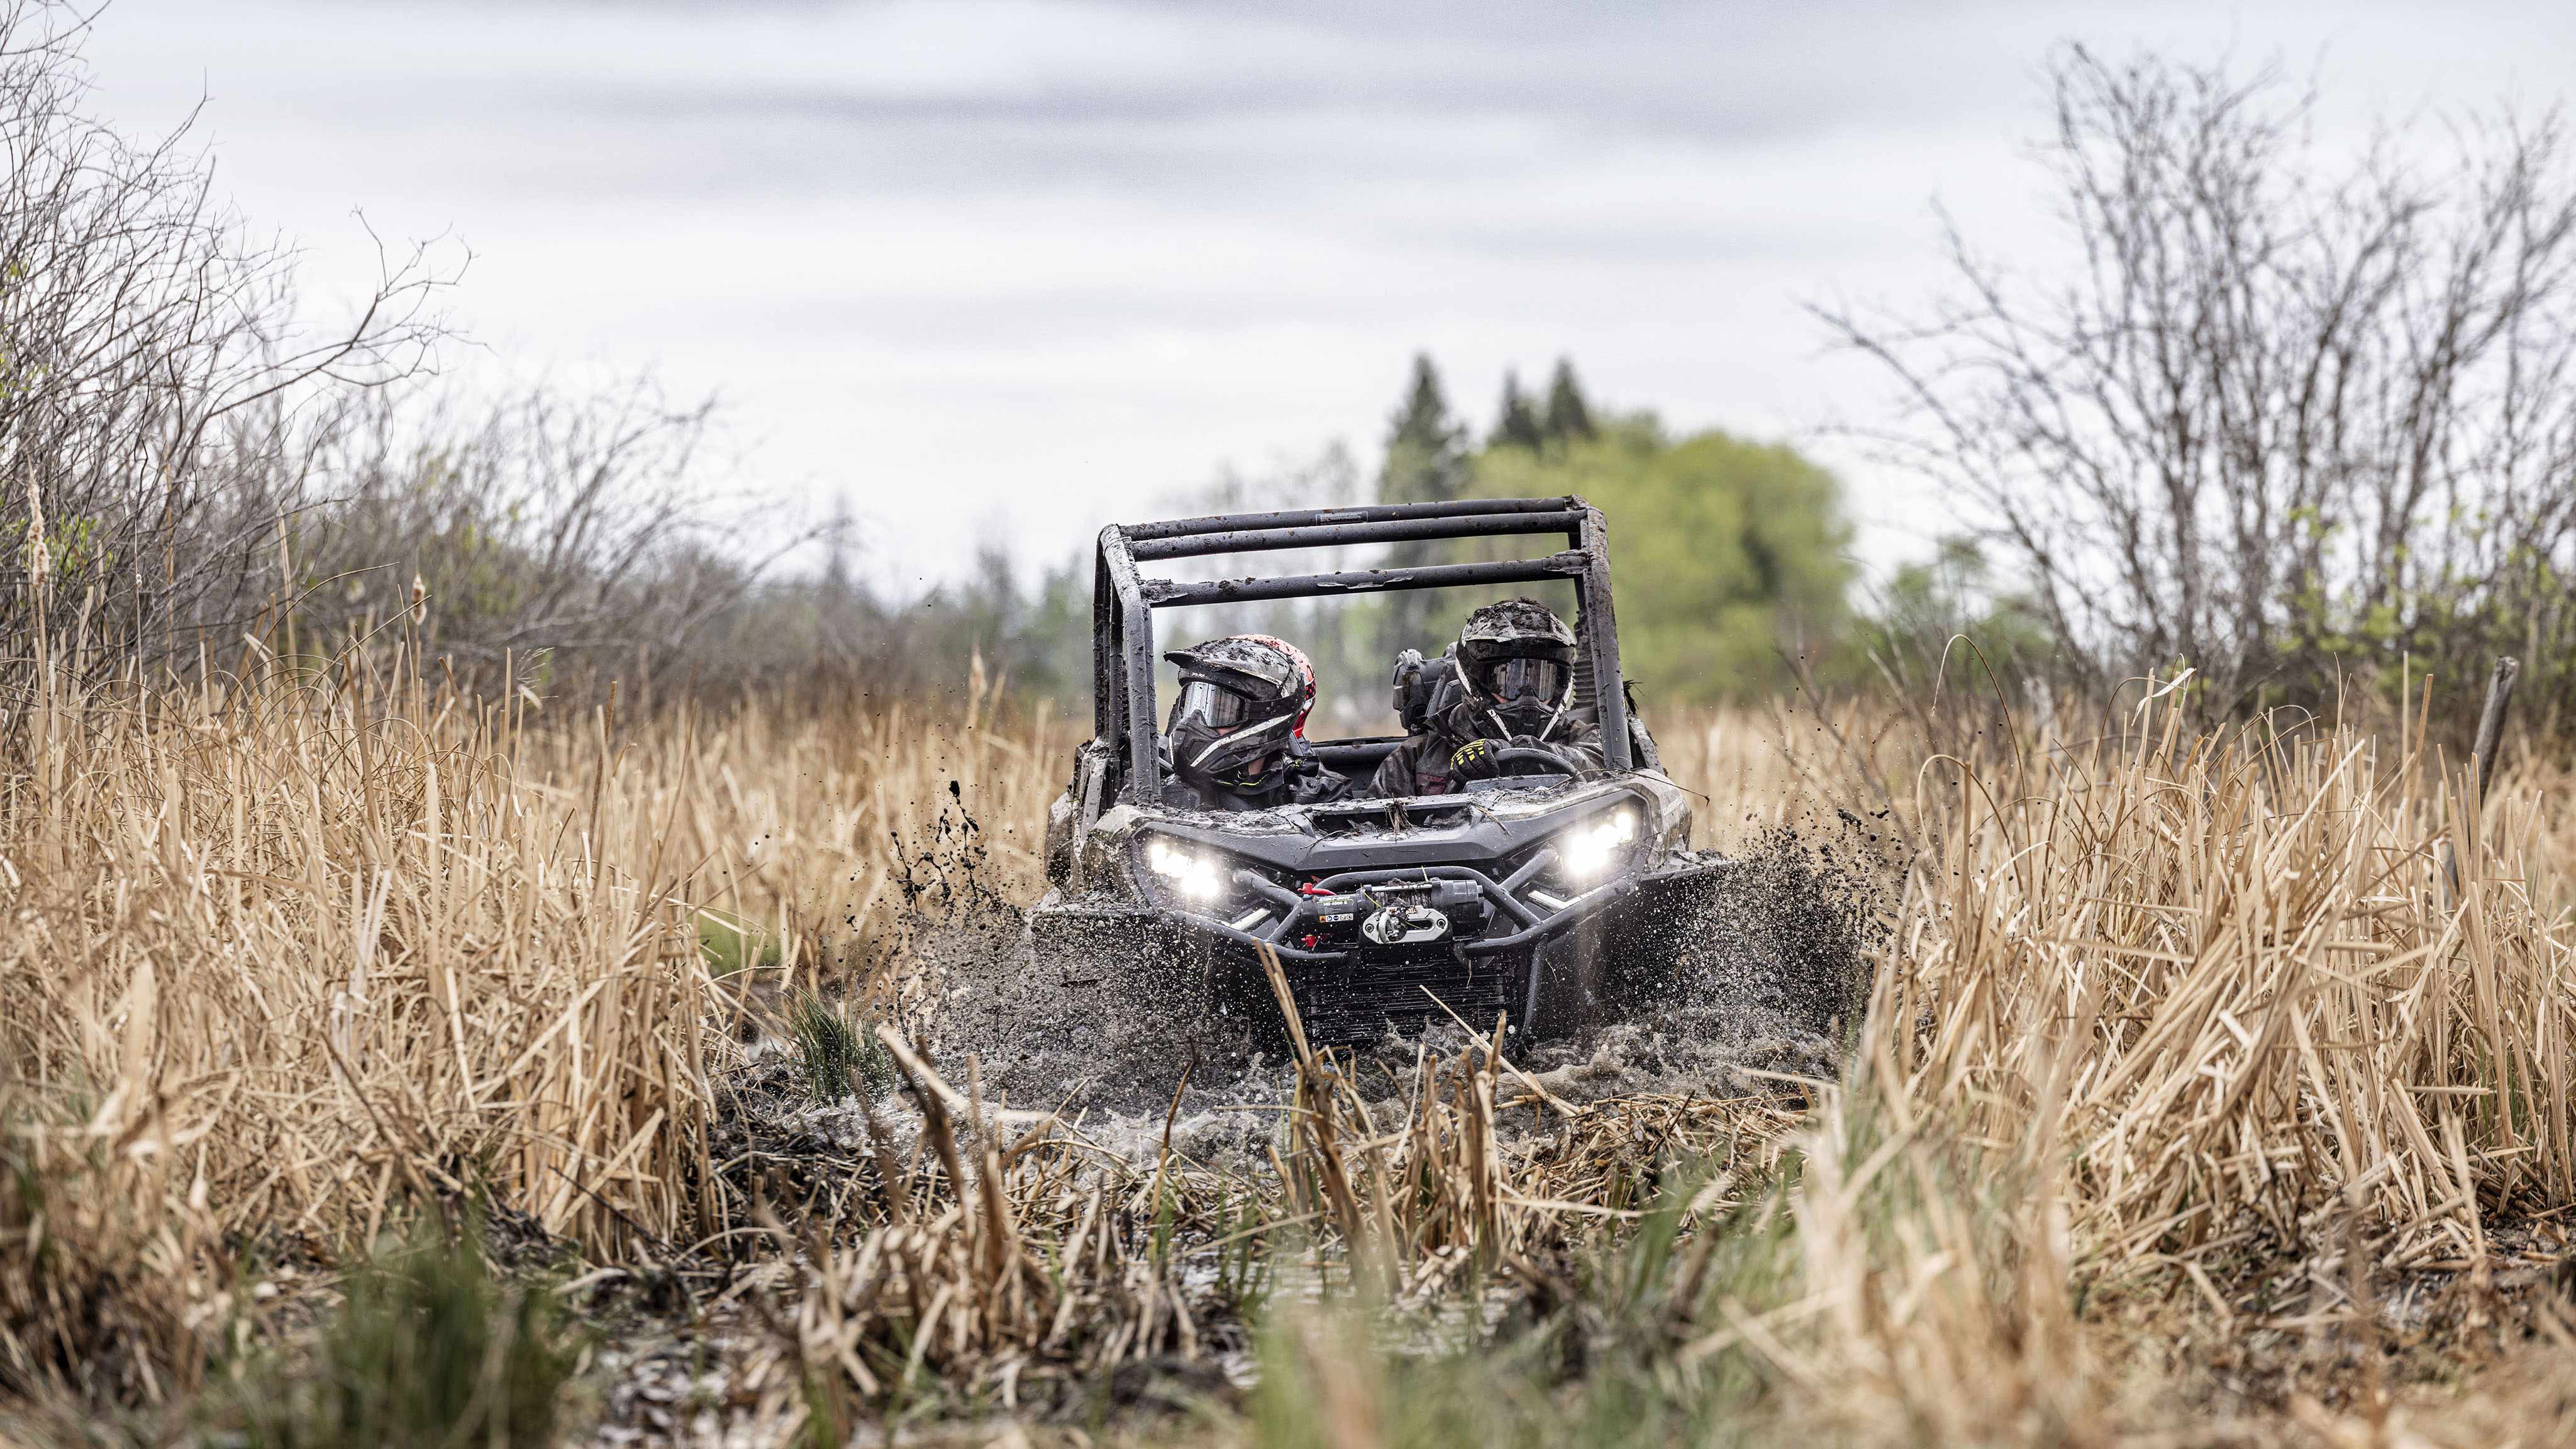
xmin=1489 ymin=747 xmax=1582 ymax=779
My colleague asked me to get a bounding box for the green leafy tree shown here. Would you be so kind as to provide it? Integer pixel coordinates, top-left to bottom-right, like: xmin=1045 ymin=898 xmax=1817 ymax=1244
xmin=1470 ymin=419 xmax=1856 ymax=703
xmin=1542 ymin=358 xmax=1596 ymax=443
xmin=1858 ymin=535 xmax=2053 ymax=697
xmin=1489 ymin=370 xmax=1545 ymax=452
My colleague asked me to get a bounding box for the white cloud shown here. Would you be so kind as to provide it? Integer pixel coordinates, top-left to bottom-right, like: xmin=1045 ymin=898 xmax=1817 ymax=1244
xmin=77 ymin=0 xmax=2576 ymax=586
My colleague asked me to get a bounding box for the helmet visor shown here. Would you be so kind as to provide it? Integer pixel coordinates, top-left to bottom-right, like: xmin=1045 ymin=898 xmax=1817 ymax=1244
xmin=1169 ymin=678 xmax=1257 ymax=732
xmin=1479 ymin=657 xmax=1565 ymax=704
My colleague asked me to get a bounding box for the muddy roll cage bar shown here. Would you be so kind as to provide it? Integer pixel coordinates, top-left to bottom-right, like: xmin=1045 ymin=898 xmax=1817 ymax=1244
xmin=1094 ymin=496 xmax=1632 ymax=804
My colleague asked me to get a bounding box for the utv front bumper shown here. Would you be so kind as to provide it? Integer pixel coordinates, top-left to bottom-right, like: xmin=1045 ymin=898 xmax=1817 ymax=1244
xmin=1025 ymin=855 xmax=1730 ymax=1043
xmin=1201 ymin=850 xmax=1638 ymax=964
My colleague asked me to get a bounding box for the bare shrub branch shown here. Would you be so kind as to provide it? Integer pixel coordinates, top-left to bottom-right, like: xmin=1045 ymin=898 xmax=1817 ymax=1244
xmin=1821 ymin=46 xmax=2576 ymax=726
xmin=0 ymin=0 xmax=455 ymax=694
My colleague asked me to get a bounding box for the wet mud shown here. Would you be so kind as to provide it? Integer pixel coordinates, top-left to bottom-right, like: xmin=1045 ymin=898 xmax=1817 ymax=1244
xmin=843 ymin=800 xmax=1892 ymax=1166
xmin=586 ymin=806 xmax=1894 ymax=1440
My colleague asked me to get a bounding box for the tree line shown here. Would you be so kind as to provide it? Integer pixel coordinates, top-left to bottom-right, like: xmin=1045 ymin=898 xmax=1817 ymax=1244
xmin=969 ymin=48 xmax=2576 ymax=745
xmin=3 ymin=1 xmax=2566 ymax=748
xmin=939 ymin=352 xmax=1952 ymax=730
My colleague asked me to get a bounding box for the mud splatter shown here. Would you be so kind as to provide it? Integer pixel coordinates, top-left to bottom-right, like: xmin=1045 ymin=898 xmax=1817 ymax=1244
xmin=1608 ymin=821 xmax=1887 ymax=1038
xmin=844 ymin=801 xmax=1896 ymax=1163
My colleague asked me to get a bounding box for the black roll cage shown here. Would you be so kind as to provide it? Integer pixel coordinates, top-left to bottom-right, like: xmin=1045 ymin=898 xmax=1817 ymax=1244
xmin=1094 ymin=496 xmax=1632 ymax=804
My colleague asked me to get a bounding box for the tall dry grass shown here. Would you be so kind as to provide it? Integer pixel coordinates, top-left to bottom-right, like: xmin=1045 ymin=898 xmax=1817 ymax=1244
xmin=0 ymin=645 xmax=717 ymax=1399
xmin=8 ymin=647 xmax=2575 ymax=1443
xmin=1880 ymin=696 xmax=2576 ymax=1263
xmin=0 ymin=649 xmax=1079 ymax=1404
xmin=1637 ymin=689 xmax=2576 ymax=1442
xmin=590 ymin=660 xmax=1080 ymax=980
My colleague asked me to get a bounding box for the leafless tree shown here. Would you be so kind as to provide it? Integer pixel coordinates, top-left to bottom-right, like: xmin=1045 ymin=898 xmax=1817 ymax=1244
xmin=258 ymin=375 xmax=796 ymax=699
xmin=0 ymin=1 xmax=450 ymax=685
xmin=1820 ymin=47 xmax=2576 ymax=726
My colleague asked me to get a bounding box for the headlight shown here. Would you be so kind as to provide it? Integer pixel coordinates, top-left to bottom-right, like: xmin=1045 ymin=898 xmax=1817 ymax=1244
xmin=1144 ymin=837 xmax=1225 ymax=901
xmin=1557 ymin=807 xmax=1639 ymax=880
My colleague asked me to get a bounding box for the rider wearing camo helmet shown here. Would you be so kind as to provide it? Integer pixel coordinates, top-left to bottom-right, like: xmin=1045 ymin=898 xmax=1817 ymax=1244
xmin=1158 ymin=634 xmax=1350 ymax=811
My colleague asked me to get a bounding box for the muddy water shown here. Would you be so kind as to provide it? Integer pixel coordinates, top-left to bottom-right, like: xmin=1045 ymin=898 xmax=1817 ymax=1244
xmin=848 ymin=805 xmax=1890 ymax=1169
xmin=589 ymin=811 xmax=1890 ymax=1443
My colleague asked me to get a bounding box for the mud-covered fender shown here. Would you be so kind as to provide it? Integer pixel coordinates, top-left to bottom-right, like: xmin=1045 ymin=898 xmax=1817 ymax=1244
xmin=1043 ymin=740 xmax=1118 ymax=890
xmin=1019 ymin=891 xmax=1201 ymax=988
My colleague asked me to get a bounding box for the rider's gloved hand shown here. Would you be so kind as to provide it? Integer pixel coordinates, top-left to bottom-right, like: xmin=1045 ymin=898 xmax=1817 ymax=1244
xmin=1449 ymin=738 xmax=1502 ymax=780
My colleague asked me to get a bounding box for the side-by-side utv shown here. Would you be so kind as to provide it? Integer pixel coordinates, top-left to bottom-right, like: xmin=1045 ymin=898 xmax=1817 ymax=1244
xmin=1028 ymin=496 xmax=1729 ymax=1045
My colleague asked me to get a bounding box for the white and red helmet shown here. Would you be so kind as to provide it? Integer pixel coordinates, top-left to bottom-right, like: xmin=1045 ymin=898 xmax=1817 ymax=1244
xmin=1162 ymin=634 xmax=1317 ymax=789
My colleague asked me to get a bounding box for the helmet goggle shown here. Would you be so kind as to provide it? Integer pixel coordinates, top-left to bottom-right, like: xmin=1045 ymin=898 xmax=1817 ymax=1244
xmin=1477 ymin=656 xmax=1564 ymax=705
xmin=1169 ymin=677 xmax=1261 ymax=733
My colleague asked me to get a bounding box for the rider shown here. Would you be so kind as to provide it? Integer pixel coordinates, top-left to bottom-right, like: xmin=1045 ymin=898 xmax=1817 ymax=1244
xmin=1158 ymin=634 xmax=1350 ymax=811
xmin=1369 ymin=597 xmax=1605 ymax=797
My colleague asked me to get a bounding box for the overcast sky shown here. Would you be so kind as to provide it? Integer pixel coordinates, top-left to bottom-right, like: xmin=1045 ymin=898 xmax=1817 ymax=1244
xmin=80 ymin=0 xmax=2576 ymax=591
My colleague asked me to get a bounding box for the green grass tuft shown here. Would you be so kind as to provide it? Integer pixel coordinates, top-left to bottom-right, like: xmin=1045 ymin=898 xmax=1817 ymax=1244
xmin=218 ymin=1218 xmax=579 ymax=1449
xmin=788 ymin=992 xmax=894 ymax=1104
xmin=1250 ymin=1160 xmax=1790 ymax=1449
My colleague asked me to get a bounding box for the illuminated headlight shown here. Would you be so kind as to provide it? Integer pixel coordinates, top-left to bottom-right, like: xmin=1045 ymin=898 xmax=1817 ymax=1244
xmin=1145 ymin=837 xmax=1225 ymax=902
xmin=1557 ymin=808 xmax=1639 ymax=880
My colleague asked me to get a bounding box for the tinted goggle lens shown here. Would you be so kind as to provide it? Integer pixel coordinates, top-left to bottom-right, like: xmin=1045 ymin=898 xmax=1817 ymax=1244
xmin=1482 ymin=658 xmax=1562 ymax=701
xmin=1170 ymin=679 xmax=1257 ymax=730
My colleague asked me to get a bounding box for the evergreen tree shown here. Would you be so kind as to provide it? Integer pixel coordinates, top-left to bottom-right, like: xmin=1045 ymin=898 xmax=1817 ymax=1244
xmin=1542 ymin=358 xmax=1596 ymax=442
xmin=1489 ymin=370 xmax=1545 ymax=450
xmin=1375 ymin=353 xmax=1468 ymax=661
xmin=1377 ymin=353 xmax=1466 ymax=505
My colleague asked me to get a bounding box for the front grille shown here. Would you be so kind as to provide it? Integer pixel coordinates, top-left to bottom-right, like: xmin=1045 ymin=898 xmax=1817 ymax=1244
xmin=1293 ymin=948 xmax=1515 ymax=1045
